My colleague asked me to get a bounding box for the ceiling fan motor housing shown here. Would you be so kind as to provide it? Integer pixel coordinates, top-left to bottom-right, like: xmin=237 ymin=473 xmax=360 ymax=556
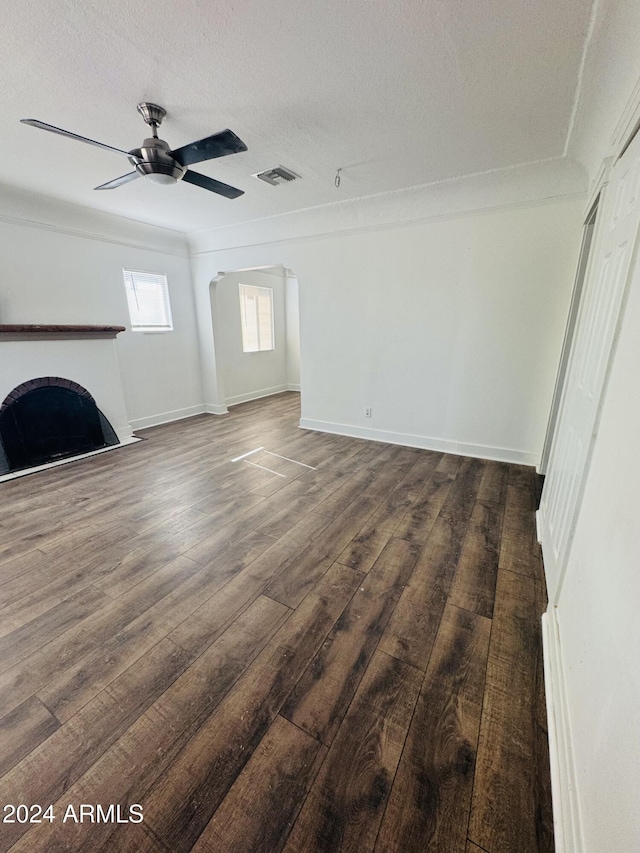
xmin=128 ymin=137 xmax=186 ymax=184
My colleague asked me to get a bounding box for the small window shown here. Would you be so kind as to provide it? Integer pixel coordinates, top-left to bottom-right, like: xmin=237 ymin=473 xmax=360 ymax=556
xmin=123 ymin=269 xmax=173 ymax=332
xmin=239 ymin=284 xmax=275 ymax=352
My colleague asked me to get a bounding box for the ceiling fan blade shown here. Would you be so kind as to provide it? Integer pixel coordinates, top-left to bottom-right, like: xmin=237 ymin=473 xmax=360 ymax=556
xmin=20 ymin=119 xmax=130 ymax=157
xmin=94 ymin=172 xmax=140 ymax=191
xmin=170 ymin=129 xmax=247 ymax=167
xmin=182 ymin=169 xmax=244 ymax=199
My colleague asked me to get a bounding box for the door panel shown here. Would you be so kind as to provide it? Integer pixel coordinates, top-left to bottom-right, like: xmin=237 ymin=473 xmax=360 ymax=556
xmin=540 ymin=130 xmax=640 ymax=603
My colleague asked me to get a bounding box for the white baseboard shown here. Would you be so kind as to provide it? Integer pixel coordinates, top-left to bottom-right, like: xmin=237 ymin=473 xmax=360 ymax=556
xmin=536 ymin=508 xmax=543 ymax=544
xmin=287 ymin=383 xmax=301 ymax=392
xmin=129 ymin=404 xmax=207 ymax=430
xmin=542 ymin=609 xmax=584 ymax=853
xmin=226 ymin=385 xmax=290 ymax=407
xmin=131 ymin=390 xmax=299 ymax=424
xmin=298 ymin=418 xmax=537 ymax=465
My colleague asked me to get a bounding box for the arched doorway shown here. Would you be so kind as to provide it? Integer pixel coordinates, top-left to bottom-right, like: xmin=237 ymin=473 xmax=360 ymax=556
xmin=208 ymin=265 xmax=301 ymax=411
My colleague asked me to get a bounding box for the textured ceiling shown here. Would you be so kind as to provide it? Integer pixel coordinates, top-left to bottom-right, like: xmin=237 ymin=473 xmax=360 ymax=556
xmin=0 ymin=0 xmax=594 ymax=234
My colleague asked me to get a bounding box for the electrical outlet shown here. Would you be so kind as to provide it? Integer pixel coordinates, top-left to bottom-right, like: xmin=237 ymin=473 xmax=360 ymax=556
xmin=364 ymin=407 xmax=372 ymax=418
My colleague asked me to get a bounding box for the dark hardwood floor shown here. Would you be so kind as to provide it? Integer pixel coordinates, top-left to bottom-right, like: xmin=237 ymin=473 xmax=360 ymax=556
xmin=0 ymin=392 xmax=554 ymax=852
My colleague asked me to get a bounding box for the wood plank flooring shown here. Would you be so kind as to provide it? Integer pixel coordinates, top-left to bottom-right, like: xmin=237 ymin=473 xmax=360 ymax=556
xmin=0 ymin=392 xmax=553 ymax=852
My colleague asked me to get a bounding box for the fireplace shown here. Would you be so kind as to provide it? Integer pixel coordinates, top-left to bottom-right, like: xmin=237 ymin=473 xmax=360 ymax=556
xmin=0 ymin=377 xmax=119 ymax=474
xmin=0 ymin=324 xmax=135 ymax=479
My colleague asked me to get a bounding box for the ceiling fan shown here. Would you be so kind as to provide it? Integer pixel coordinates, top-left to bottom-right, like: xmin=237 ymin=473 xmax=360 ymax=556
xmin=20 ymin=103 xmax=247 ymax=199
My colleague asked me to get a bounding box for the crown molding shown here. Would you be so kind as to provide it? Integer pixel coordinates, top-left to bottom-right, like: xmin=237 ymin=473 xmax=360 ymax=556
xmin=188 ymin=157 xmax=588 ymax=255
xmin=0 ymin=156 xmax=589 ymax=261
xmin=563 ymin=0 xmax=603 ymax=157
xmin=0 ymin=183 xmax=190 ymax=257
xmin=190 ymin=191 xmax=587 ymax=259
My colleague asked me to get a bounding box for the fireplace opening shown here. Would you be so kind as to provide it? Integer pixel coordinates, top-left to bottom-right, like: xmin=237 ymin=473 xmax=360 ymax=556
xmin=0 ymin=378 xmax=119 ymax=474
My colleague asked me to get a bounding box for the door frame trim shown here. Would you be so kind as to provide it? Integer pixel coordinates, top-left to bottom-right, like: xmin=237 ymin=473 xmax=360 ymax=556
xmin=538 ymin=175 xmax=609 ymax=474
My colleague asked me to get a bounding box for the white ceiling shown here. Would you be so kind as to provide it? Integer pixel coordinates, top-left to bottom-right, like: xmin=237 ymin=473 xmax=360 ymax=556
xmin=0 ymin=0 xmax=594 ymax=235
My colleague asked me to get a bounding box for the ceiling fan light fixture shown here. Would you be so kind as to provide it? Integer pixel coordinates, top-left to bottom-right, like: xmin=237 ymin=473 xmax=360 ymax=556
xmin=144 ymin=172 xmax=178 ymax=185
xmin=132 ymin=159 xmax=185 ymax=183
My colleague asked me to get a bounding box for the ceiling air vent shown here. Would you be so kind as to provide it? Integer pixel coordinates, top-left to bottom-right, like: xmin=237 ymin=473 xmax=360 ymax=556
xmin=253 ymin=166 xmax=299 ymax=186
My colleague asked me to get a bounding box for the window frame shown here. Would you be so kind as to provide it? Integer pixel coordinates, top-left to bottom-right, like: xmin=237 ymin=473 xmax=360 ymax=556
xmin=122 ymin=268 xmax=174 ymax=333
xmin=238 ymin=283 xmax=275 ymax=353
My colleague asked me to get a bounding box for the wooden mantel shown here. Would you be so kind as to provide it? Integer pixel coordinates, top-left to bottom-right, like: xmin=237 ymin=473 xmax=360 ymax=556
xmin=0 ymin=324 xmax=126 ymax=341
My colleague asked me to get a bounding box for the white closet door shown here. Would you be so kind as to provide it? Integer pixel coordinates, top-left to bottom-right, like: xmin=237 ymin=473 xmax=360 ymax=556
xmin=540 ymin=129 xmax=640 ymax=604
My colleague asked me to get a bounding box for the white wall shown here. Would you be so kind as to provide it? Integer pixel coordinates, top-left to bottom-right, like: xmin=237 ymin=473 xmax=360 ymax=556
xmin=0 ymin=191 xmax=203 ymax=429
xmin=192 ymin=195 xmax=584 ymax=465
xmin=211 ymin=268 xmax=289 ymax=406
xmin=286 ymin=273 xmax=301 ymax=389
xmin=544 ymin=1 xmax=640 ymax=850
